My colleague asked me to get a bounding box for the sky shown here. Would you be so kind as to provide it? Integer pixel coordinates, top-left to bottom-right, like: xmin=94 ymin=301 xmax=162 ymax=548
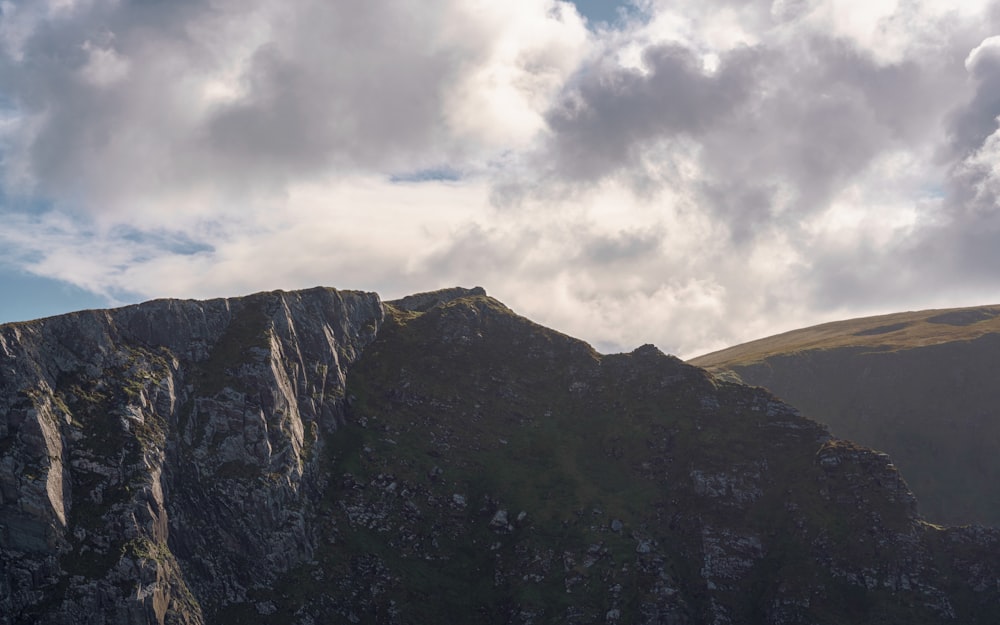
xmin=1 ymin=0 xmax=999 ymax=359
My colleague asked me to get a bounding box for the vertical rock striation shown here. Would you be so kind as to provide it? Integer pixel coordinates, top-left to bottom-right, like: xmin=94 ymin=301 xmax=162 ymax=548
xmin=0 ymin=288 xmax=383 ymax=624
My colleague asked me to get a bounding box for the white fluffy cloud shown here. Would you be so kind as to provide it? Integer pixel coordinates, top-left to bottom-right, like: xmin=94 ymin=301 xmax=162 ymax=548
xmin=0 ymin=0 xmax=590 ymax=213
xmin=2 ymin=0 xmax=1000 ymax=358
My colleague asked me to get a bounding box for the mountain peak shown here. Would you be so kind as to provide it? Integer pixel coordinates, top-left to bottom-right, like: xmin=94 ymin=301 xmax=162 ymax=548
xmin=387 ymin=286 xmax=487 ymax=312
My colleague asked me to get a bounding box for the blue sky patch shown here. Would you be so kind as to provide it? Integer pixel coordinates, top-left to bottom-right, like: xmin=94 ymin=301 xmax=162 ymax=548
xmin=0 ymin=268 xmax=117 ymax=324
xmin=390 ymin=167 xmax=463 ymax=183
xmin=569 ymin=0 xmax=633 ymax=26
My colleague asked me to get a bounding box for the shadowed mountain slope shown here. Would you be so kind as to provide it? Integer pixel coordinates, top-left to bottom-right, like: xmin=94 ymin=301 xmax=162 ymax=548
xmin=2 ymin=289 xmax=1000 ymax=624
xmin=690 ymin=305 xmax=1000 ymax=526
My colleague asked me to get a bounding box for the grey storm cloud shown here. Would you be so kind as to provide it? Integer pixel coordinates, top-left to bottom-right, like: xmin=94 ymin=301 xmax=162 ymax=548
xmin=797 ymin=33 xmax=1000 ymax=312
xmin=902 ymin=36 xmax=1000 ymax=287
xmin=694 ymin=35 xmax=967 ymax=241
xmin=509 ymin=30 xmax=972 ymax=241
xmin=579 ymin=228 xmax=662 ymax=265
xmin=946 ymin=36 xmax=1000 ymax=159
xmin=0 ymin=0 xmax=484 ymax=210
xmin=541 ymin=43 xmax=762 ymax=182
xmin=483 ymin=8 xmax=1000 ymax=321
xmin=202 ymin=2 xmax=469 ymax=180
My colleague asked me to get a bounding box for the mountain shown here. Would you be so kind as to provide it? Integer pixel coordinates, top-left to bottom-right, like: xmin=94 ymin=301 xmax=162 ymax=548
xmin=2 ymin=288 xmax=1000 ymax=624
xmin=689 ymin=305 xmax=1000 ymax=527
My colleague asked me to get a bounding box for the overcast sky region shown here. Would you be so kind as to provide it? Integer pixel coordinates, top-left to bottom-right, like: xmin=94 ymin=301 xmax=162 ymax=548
xmin=1 ymin=0 xmax=1000 ymax=358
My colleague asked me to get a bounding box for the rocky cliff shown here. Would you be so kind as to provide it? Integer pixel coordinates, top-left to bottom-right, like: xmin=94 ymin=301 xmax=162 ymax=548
xmin=2 ymin=288 xmax=999 ymax=624
xmin=0 ymin=288 xmax=383 ymax=624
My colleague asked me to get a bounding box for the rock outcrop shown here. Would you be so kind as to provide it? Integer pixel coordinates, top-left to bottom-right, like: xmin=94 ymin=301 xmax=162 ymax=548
xmin=2 ymin=288 xmax=999 ymax=624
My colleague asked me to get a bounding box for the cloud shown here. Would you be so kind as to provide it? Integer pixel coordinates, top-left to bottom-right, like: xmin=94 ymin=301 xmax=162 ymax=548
xmin=200 ymin=1 xmax=470 ymax=179
xmin=3 ymin=0 xmax=1000 ymax=360
xmin=894 ymin=37 xmax=1000 ymax=293
xmin=947 ymin=35 xmax=1000 ymax=160
xmin=543 ymin=43 xmax=759 ymax=182
xmin=503 ymin=11 xmax=976 ymax=240
xmin=486 ymin=2 xmax=1000 ymax=341
xmin=0 ymin=0 xmax=589 ymax=214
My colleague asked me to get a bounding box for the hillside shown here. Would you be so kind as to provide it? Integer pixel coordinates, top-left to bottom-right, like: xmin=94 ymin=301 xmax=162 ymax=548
xmin=2 ymin=289 xmax=999 ymax=624
xmin=690 ymin=304 xmax=1000 ymax=526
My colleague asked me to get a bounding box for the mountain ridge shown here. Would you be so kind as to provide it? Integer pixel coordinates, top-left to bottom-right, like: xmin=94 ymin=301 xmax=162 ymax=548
xmin=2 ymin=287 xmax=1000 ymax=624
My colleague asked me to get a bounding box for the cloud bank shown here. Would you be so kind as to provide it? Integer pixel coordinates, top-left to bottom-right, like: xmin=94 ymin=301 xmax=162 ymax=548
xmin=1 ymin=0 xmax=999 ymax=357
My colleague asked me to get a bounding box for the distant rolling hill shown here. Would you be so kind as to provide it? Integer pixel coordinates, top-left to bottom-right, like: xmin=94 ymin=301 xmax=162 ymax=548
xmin=690 ymin=305 xmax=1000 ymax=526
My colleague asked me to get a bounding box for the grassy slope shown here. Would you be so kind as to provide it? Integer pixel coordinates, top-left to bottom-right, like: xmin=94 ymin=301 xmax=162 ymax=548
xmin=690 ymin=305 xmax=1000 ymax=369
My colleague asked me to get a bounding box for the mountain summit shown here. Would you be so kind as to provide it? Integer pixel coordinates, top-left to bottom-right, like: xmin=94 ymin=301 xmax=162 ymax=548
xmin=2 ymin=288 xmax=999 ymax=624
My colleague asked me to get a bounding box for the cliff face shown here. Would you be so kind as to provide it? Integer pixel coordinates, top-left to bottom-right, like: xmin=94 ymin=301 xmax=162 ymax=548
xmin=1 ymin=289 xmax=999 ymax=624
xmin=0 ymin=288 xmax=384 ymax=624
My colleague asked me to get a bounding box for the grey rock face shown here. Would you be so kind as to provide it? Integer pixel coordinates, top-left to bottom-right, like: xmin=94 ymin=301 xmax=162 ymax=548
xmin=3 ymin=286 xmax=1000 ymax=625
xmin=0 ymin=288 xmax=383 ymax=624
